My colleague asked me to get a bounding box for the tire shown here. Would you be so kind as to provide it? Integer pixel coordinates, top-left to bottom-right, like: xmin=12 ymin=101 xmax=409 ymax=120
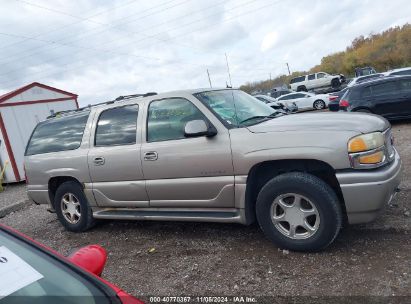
xmin=55 ymin=181 xmax=95 ymax=232
xmin=297 ymin=86 xmax=307 ymax=92
xmin=256 ymin=172 xmax=342 ymax=252
xmin=313 ymin=99 xmax=326 ymax=110
xmin=331 ymin=78 xmax=340 ymax=88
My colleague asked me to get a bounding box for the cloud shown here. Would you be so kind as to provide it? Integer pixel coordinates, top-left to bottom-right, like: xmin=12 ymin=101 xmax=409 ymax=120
xmin=261 ymin=31 xmax=278 ymax=52
xmin=0 ymin=0 xmax=410 ymax=104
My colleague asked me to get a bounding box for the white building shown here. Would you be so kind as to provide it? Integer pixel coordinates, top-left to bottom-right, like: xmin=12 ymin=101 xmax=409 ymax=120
xmin=0 ymin=82 xmax=78 ymax=183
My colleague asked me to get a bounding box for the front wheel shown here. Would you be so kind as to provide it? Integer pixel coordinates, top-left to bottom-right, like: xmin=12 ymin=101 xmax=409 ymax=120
xmin=256 ymin=172 xmax=342 ymax=252
xmin=331 ymin=78 xmax=340 ymax=88
xmin=55 ymin=181 xmax=95 ymax=232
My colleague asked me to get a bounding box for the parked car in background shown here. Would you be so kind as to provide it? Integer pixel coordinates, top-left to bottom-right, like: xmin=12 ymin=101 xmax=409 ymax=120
xmin=383 ymin=67 xmax=411 ymax=76
xmin=328 ymin=88 xmax=348 ymax=112
xmin=355 ymin=66 xmax=377 ymax=77
xmin=0 ymin=224 xmax=143 ymax=303
xmin=254 ymin=94 xmax=298 ymax=113
xmin=25 ymin=88 xmax=401 ymax=252
xmin=339 ymin=75 xmax=411 ymax=120
xmin=289 ymin=72 xmax=345 ymax=92
xmin=277 ymin=92 xmax=331 ymax=110
xmin=346 ymin=73 xmax=384 ymax=87
xmin=270 ymin=88 xmax=293 ymax=99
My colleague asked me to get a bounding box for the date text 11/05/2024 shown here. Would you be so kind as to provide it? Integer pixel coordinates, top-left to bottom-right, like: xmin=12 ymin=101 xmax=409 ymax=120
xmin=149 ymin=296 xmax=257 ymax=303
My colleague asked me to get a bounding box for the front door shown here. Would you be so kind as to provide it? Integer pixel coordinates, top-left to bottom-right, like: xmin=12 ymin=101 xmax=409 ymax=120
xmin=398 ymin=78 xmax=411 ymax=116
xmin=87 ymin=104 xmax=149 ymax=207
xmin=141 ymin=97 xmax=234 ymax=208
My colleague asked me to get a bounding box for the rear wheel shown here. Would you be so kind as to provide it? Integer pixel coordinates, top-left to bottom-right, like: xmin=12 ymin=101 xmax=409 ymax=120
xmin=55 ymin=181 xmax=95 ymax=232
xmin=297 ymin=86 xmax=307 ymax=92
xmin=256 ymin=172 xmax=342 ymax=252
xmin=313 ymin=99 xmax=326 ymax=110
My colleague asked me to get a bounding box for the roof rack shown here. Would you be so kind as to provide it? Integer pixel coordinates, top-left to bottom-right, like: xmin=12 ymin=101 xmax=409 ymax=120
xmin=46 ymin=92 xmax=157 ymax=119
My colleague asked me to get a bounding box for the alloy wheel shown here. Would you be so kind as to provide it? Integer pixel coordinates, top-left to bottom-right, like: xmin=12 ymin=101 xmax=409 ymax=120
xmin=270 ymin=193 xmax=320 ymax=239
xmin=61 ymin=193 xmax=81 ymax=224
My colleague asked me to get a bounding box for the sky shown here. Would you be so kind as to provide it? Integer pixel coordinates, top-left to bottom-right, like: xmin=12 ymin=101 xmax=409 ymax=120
xmin=0 ymin=0 xmax=410 ymax=106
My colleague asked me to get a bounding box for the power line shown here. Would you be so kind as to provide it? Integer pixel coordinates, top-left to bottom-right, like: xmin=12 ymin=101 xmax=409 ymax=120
xmin=0 ymin=0 xmax=280 ymax=88
xmin=0 ymin=0 xmax=191 ymax=64
xmin=0 ymin=0 xmax=140 ymax=52
xmin=0 ymin=0 xmax=262 ymax=75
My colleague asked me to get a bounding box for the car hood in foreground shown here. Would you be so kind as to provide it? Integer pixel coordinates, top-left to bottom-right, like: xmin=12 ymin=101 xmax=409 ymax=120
xmin=247 ymin=112 xmax=389 ymax=134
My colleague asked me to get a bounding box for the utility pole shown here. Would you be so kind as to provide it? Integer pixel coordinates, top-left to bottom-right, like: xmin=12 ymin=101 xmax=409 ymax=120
xmin=270 ymin=73 xmax=272 ymax=81
xmin=225 ymin=53 xmax=232 ymax=88
xmin=286 ymin=62 xmax=291 ymax=75
xmin=206 ymin=69 xmax=212 ymax=88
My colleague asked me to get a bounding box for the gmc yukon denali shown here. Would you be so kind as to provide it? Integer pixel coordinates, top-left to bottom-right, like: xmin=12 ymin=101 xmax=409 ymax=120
xmin=24 ymin=89 xmax=402 ymax=251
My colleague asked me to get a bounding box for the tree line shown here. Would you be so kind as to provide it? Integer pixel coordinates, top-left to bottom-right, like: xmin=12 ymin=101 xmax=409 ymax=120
xmin=240 ymin=23 xmax=411 ymax=94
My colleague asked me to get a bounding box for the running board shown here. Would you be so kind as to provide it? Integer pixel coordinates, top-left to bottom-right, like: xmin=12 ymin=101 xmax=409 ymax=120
xmin=92 ymin=208 xmax=245 ymax=224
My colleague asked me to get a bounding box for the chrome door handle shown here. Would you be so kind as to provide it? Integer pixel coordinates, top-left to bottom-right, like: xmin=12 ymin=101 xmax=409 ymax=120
xmin=93 ymin=157 xmax=105 ymax=166
xmin=144 ymin=151 xmax=158 ymax=161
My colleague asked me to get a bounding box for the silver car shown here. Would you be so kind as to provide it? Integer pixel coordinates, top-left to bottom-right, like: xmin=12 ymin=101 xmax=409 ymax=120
xmin=24 ymin=89 xmax=401 ymax=251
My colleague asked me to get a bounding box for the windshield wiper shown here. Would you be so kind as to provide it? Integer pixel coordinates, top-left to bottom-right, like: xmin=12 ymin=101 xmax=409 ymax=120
xmin=238 ymin=116 xmax=268 ymax=125
xmin=239 ymin=112 xmax=283 ymax=126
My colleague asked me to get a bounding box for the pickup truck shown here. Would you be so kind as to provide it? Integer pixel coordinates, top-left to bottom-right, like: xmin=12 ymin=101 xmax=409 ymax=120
xmin=290 ymin=72 xmax=345 ymax=92
xmin=24 ymin=89 xmax=401 ymax=251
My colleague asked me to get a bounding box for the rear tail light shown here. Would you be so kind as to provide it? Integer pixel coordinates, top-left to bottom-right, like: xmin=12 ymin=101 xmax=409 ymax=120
xmin=339 ymin=99 xmax=350 ymax=108
xmin=329 ymin=95 xmax=338 ymax=101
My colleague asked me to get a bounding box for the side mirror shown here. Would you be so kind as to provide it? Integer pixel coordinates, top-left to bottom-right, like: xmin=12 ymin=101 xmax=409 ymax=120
xmin=184 ymin=119 xmax=217 ymax=138
xmin=68 ymin=245 xmax=107 ymax=276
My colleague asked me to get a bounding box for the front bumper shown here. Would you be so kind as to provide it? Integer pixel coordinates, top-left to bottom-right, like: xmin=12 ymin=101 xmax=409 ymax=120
xmin=336 ymin=148 xmax=402 ymax=224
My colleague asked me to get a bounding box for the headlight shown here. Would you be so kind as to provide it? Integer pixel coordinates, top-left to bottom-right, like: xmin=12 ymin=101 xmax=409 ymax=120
xmin=348 ymin=132 xmax=384 ymax=153
xmin=348 ymin=132 xmax=388 ymax=169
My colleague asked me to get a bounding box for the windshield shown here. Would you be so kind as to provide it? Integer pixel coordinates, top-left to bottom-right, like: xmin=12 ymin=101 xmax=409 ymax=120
xmin=0 ymin=230 xmax=112 ymax=304
xmin=195 ymin=90 xmax=277 ymax=127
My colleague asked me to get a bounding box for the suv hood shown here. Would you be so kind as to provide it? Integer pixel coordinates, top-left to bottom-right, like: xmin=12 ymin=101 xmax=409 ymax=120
xmin=247 ymin=112 xmax=389 ymax=134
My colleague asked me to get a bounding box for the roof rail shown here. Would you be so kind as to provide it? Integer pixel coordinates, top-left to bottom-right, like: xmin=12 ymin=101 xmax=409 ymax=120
xmin=115 ymin=92 xmax=157 ymax=101
xmin=46 ymin=92 xmax=158 ymax=119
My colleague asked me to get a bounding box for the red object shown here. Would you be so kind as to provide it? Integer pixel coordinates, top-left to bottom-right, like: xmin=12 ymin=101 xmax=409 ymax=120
xmin=0 ymin=224 xmax=144 ymax=304
xmin=0 ymin=112 xmax=21 ymax=181
xmin=339 ymin=99 xmax=350 ymax=108
xmin=0 ymin=82 xmax=77 ymax=104
xmin=329 ymin=95 xmax=338 ymax=101
xmin=68 ymin=245 xmax=107 ymax=276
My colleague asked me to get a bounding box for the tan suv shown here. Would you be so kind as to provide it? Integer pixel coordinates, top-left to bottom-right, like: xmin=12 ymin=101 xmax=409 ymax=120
xmin=24 ymin=89 xmax=401 ymax=251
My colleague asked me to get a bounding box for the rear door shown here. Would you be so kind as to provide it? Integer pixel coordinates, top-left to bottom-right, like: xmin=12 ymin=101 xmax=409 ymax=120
xmin=87 ymin=103 xmax=149 ymax=207
xmin=398 ymin=78 xmax=411 ymax=116
xmin=369 ymin=81 xmax=401 ymax=117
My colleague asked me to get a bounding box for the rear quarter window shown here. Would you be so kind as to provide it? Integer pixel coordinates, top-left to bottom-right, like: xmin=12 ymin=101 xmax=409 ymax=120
xmin=371 ymin=81 xmax=397 ymax=96
xmin=25 ymin=112 xmax=89 ymax=156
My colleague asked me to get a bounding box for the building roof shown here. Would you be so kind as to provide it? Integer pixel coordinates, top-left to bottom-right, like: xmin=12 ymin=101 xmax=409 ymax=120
xmin=0 ymin=82 xmax=77 ymax=104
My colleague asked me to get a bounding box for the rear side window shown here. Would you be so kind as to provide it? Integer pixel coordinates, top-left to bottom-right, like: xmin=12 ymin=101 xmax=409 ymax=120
xmin=391 ymin=70 xmax=411 ymax=76
xmin=95 ymin=105 xmax=139 ymax=146
xmin=25 ymin=112 xmax=89 ymax=156
xmin=399 ymin=78 xmax=411 ymax=92
xmin=307 ymin=74 xmax=315 ymax=80
xmin=371 ymin=81 xmax=397 ymax=96
xmin=290 ymin=76 xmax=305 ymax=84
xmin=361 ymin=86 xmax=372 ymax=98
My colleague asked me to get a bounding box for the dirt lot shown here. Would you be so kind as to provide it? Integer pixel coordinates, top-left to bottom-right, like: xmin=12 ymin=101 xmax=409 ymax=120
xmin=1 ymin=120 xmax=410 ymax=301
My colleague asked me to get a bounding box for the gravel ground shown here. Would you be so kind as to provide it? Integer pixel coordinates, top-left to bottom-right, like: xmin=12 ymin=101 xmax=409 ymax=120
xmin=0 ymin=120 xmax=410 ymax=301
xmin=0 ymin=181 xmax=27 ymax=209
